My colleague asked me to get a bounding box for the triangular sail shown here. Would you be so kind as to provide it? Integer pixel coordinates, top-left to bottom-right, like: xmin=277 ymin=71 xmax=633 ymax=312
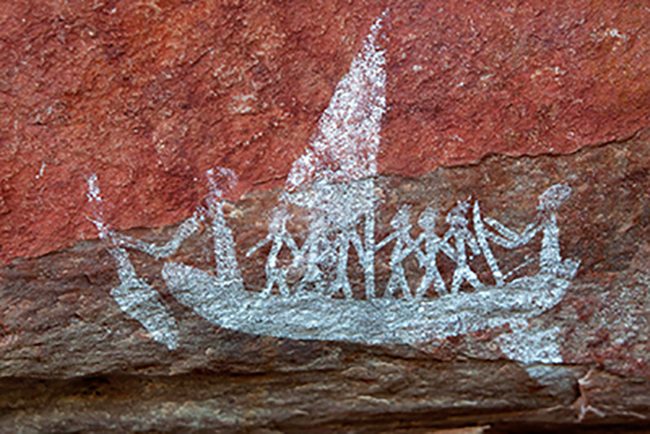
xmin=287 ymin=11 xmax=387 ymax=188
xmin=284 ymin=11 xmax=388 ymax=299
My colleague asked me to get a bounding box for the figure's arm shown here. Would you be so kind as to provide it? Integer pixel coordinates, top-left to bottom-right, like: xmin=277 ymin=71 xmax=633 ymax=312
xmin=400 ymin=231 xmax=422 ymax=261
xmin=283 ymin=230 xmax=300 ymax=256
xmin=246 ymin=235 xmax=271 ymax=257
xmin=483 ymin=216 xmax=519 ymax=240
xmin=439 ymin=231 xmax=456 ymax=259
xmin=375 ymin=231 xmax=397 ymax=251
xmin=467 ymin=232 xmax=482 ymax=256
xmin=414 ymin=234 xmax=427 ymax=265
xmin=483 ymin=217 xmax=540 ymax=248
xmin=439 ymin=240 xmax=455 ymax=259
xmin=111 ymin=215 xmax=203 ymax=259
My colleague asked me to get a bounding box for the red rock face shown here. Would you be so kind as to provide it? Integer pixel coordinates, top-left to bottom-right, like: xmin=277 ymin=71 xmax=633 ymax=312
xmin=1 ymin=0 xmax=649 ymax=264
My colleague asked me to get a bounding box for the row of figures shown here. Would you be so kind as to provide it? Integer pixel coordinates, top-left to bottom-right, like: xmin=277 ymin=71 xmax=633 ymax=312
xmin=87 ymin=171 xmax=577 ymax=350
xmin=89 ymin=169 xmax=576 ymax=304
xmin=249 ymin=182 xmax=577 ymax=300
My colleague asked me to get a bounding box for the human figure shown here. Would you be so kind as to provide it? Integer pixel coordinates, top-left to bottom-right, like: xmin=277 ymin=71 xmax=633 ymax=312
xmin=535 ymin=183 xmax=579 ymax=278
xmin=326 ymin=226 xmax=356 ymax=299
xmin=322 ymin=195 xmax=366 ymax=299
xmin=473 ymin=201 xmax=504 ymax=287
xmin=482 ymin=183 xmax=578 ymax=279
xmin=86 ymin=174 xmax=179 ymax=350
xmin=203 ymin=168 xmax=245 ymax=291
xmin=376 ymin=206 xmax=420 ymax=300
xmin=107 ymin=167 xmax=243 ymax=291
xmin=413 ymin=206 xmax=454 ymax=299
xmin=443 ymin=200 xmax=484 ymax=294
xmin=247 ymin=205 xmax=299 ymax=297
xmin=290 ymin=206 xmax=335 ymax=295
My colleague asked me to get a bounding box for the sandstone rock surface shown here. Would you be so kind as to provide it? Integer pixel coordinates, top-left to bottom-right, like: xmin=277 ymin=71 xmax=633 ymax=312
xmin=1 ymin=1 xmax=650 ymax=432
xmin=1 ymin=0 xmax=649 ymax=264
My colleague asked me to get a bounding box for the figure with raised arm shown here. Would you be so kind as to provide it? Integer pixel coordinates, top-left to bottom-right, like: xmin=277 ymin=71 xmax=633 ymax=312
xmin=247 ymin=204 xmax=299 ymax=297
xmin=473 ymin=201 xmax=505 ymax=286
xmin=86 ymin=174 xmax=179 ymax=350
xmin=443 ymin=200 xmax=484 ymax=294
xmin=413 ymin=206 xmax=453 ymax=299
xmin=376 ymin=206 xmax=419 ymax=300
xmin=481 ymin=183 xmax=579 ymax=279
xmin=110 ymin=167 xmax=244 ymax=291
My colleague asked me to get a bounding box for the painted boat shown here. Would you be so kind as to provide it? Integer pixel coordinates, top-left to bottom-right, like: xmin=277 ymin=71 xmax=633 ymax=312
xmin=162 ymin=260 xmax=578 ymax=345
xmin=89 ymin=10 xmax=580 ymax=357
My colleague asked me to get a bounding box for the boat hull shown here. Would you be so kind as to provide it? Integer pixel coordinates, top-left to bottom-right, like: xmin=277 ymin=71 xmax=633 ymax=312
xmin=162 ymin=261 xmax=571 ymax=345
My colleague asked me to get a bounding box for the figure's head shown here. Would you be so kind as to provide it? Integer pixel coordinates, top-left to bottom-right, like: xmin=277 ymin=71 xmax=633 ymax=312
xmin=206 ymin=167 xmax=237 ymax=200
xmin=418 ymin=206 xmax=438 ymax=231
xmin=390 ymin=205 xmax=411 ymax=229
xmin=268 ymin=204 xmax=290 ymax=232
xmin=538 ymin=183 xmax=571 ymax=211
xmin=446 ymin=200 xmax=470 ymax=226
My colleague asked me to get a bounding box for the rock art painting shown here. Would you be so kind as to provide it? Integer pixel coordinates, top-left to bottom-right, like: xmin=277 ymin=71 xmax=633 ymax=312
xmin=4 ymin=2 xmax=650 ymax=430
xmin=88 ymin=12 xmax=579 ymax=365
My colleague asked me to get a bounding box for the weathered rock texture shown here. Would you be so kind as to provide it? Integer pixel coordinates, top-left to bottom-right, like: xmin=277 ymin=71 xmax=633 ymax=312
xmin=1 ymin=0 xmax=649 ymax=263
xmin=1 ymin=0 xmax=650 ymax=432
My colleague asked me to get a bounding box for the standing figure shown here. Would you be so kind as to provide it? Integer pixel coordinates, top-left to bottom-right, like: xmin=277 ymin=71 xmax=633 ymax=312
xmin=443 ymin=200 xmax=484 ymax=294
xmin=480 ymin=183 xmax=579 ymax=280
xmin=287 ymin=187 xmax=339 ymax=296
xmin=86 ymin=174 xmax=179 ymax=350
xmin=473 ymin=201 xmax=504 ymax=286
xmin=535 ymin=183 xmax=579 ymax=278
xmin=413 ymin=206 xmax=453 ymax=299
xmin=292 ymin=214 xmax=331 ymax=295
xmin=327 ymin=219 xmax=364 ymax=299
xmin=376 ymin=206 xmax=420 ymax=300
xmin=203 ymin=168 xmax=245 ymax=292
xmin=247 ymin=205 xmax=299 ymax=297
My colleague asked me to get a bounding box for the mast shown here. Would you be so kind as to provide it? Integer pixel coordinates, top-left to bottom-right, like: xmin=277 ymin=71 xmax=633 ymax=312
xmin=285 ymin=10 xmax=388 ymax=298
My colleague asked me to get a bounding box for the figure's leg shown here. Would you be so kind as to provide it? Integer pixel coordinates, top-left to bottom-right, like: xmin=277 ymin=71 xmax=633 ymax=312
xmin=397 ymin=266 xmax=413 ymax=300
xmin=262 ymin=269 xmax=278 ymax=296
xmin=451 ymin=267 xmax=463 ymax=294
xmin=432 ymin=264 xmax=446 ymax=295
xmin=335 ymin=234 xmax=353 ymax=298
xmin=462 ymin=266 xmax=484 ymax=290
xmin=107 ymin=247 xmax=179 ymax=350
xmin=327 ymin=262 xmax=352 ymax=298
xmin=415 ymin=270 xmax=433 ymax=300
xmin=383 ymin=264 xmax=400 ymax=299
xmin=327 ymin=275 xmax=344 ymax=298
xmin=277 ymin=270 xmax=291 ymax=297
xmin=340 ymin=274 xmax=353 ymax=299
xmin=337 ymin=255 xmax=353 ymax=299
xmin=383 ymin=276 xmax=396 ymax=298
xmin=415 ymin=263 xmax=446 ymax=299
xmin=296 ymin=232 xmax=325 ymax=293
